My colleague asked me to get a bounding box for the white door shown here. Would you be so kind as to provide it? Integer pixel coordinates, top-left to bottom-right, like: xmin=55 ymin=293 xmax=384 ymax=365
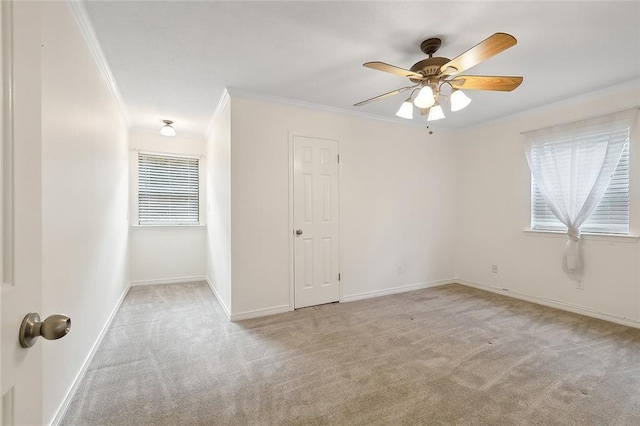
xmin=293 ymin=136 xmax=340 ymax=308
xmin=2 ymin=2 xmax=45 ymax=424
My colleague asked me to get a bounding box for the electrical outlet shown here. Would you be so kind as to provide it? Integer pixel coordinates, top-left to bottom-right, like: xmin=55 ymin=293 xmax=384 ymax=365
xmin=576 ymin=280 xmax=584 ymax=290
xmin=491 ymin=264 xmax=498 ymax=274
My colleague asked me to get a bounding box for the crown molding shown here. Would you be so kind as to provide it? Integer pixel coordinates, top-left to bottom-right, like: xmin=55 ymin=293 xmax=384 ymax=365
xmin=205 ymin=88 xmax=231 ymax=139
xmin=223 ymin=87 xmax=454 ymax=133
xmin=65 ymin=0 xmax=130 ymax=127
xmin=462 ymin=78 xmax=640 ymax=134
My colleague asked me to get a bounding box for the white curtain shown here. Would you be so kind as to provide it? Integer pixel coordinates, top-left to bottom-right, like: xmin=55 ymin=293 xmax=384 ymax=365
xmin=523 ymin=109 xmax=636 ymax=280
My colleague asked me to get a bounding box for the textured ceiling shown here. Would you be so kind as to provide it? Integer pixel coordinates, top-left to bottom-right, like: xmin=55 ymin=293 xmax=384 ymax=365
xmin=83 ymin=1 xmax=640 ymax=136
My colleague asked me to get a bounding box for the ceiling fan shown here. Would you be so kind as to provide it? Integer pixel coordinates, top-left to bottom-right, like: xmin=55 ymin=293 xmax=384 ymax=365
xmin=354 ymin=33 xmax=523 ymax=121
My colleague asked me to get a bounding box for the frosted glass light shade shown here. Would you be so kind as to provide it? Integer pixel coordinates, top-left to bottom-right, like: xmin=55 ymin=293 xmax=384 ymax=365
xmin=427 ymin=104 xmax=445 ymax=121
xmin=450 ymin=89 xmax=472 ymax=112
xmin=160 ymin=121 xmax=176 ymax=137
xmin=395 ymin=100 xmax=414 ymax=119
xmin=413 ymin=86 xmax=435 ymax=108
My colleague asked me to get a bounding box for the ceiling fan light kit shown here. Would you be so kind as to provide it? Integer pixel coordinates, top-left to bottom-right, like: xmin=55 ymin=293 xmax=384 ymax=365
xmin=413 ymin=85 xmax=435 ymax=109
xmin=355 ymin=33 xmax=523 ymax=122
xmin=427 ymin=103 xmax=445 ymax=121
xmin=450 ymin=89 xmax=472 ymax=112
xmin=396 ymin=98 xmax=414 ymax=120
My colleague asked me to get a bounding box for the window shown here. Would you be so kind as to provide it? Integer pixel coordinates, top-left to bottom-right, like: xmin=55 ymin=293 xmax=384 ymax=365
xmin=531 ymin=143 xmax=629 ymax=234
xmin=137 ymin=152 xmax=200 ymax=225
xmin=528 ymin=109 xmax=634 ymax=236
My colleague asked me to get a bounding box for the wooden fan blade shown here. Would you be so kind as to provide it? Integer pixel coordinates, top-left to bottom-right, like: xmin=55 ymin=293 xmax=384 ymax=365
xmin=449 ymin=75 xmax=523 ymax=91
xmin=364 ymin=62 xmax=425 ymax=80
xmin=353 ymin=85 xmax=418 ymax=107
xmin=440 ymin=33 xmax=517 ymax=76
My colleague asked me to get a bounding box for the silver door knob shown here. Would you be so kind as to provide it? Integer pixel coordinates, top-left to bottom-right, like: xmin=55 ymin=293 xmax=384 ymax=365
xmin=19 ymin=313 xmax=71 ymax=348
xmin=295 ymin=229 xmax=303 ymax=236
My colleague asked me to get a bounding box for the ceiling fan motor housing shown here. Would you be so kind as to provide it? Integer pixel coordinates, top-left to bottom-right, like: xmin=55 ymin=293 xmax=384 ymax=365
xmin=409 ymin=57 xmax=450 ymax=83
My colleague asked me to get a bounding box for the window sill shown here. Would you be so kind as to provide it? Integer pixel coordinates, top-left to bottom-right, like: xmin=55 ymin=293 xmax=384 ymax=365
xmin=523 ymin=228 xmax=639 ymax=243
xmin=131 ymin=224 xmax=206 ymax=228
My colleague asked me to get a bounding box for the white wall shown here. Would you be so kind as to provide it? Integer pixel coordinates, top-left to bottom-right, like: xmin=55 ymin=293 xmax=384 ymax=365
xmin=205 ymin=95 xmax=232 ymax=315
xmin=41 ymin=2 xmax=129 ymax=424
xmin=228 ymin=96 xmax=456 ymax=318
xmin=128 ymin=132 xmax=207 ymax=283
xmin=454 ymin=80 xmax=640 ymax=325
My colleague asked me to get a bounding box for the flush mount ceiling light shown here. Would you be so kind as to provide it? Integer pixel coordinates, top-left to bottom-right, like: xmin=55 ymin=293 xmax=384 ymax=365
xmin=354 ymin=33 xmax=523 ymax=122
xmin=160 ymin=119 xmax=176 ymax=137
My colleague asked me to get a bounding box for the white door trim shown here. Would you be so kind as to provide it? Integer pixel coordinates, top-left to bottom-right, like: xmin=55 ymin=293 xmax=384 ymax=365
xmin=1 ymin=1 xmax=12 ymax=421
xmin=0 ymin=1 xmax=4 ymax=420
xmin=288 ymin=131 xmax=342 ymax=310
xmin=1 ymin=0 xmax=13 ymax=291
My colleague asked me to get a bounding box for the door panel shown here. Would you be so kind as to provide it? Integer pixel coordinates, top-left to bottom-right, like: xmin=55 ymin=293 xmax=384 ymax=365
xmin=293 ymin=136 xmax=339 ymax=308
xmin=1 ymin=2 xmax=44 ymax=424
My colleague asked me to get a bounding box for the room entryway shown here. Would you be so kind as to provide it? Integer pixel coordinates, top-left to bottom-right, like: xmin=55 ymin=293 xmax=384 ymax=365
xmin=292 ymin=136 xmax=340 ymax=309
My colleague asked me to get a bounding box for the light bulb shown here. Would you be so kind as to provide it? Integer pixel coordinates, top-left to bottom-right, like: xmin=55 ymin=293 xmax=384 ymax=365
xmin=413 ymin=86 xmax=435 ymax=108
xmin=160 ymin=120 xmax=176 ymax=137
xmin=427 ymin=104 xmax=445 ymax=121
xmin=395 ymin=99 xmax=414 ymax=120
xmin=450 ymin=89 xmax=472 ymax=112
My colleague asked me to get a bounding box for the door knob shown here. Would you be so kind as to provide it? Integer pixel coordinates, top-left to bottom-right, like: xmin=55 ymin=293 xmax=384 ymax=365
xmin=295 ymin=229 xmax=303 ymax=236
xmin=19 ymin=313 xmax=71 ymax=348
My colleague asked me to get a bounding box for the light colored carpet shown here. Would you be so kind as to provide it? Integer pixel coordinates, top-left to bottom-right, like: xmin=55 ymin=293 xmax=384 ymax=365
xmin=61 ymin=282 xmax=640 ymax=425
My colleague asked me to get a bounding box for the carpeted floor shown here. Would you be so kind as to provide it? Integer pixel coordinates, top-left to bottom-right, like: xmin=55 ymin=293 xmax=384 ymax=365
xmin=61 ymin=282 xmax=640 ymax=425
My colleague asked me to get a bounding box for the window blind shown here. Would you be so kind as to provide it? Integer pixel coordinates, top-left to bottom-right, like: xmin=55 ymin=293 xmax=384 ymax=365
xmin=138 ymin=152 xmax=199 ymax=225
xmin=531 ymin=140 xmax=630 ymax=235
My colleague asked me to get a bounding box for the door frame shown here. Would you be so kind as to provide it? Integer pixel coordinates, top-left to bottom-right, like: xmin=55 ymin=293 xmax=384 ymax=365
xmin=288 ymin=131 xmax=342 ymax=310
xmin=0 ymin=1 xmax=5 ymax=418
xmin=0 ymin=1 xmax=11 ymax=420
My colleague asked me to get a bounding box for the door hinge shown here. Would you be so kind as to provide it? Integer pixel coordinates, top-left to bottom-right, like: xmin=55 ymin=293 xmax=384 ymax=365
xmin=337 ymin=154 xmax=340 ymax=163
xmin=338 ymin=273 xmax=341 ymax=281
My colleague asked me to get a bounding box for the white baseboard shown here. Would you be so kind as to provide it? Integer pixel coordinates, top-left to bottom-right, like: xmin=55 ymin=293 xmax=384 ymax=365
xmin=50 ymin=282 xmax=131 ymax=426
xmin=129 ymin=276 xmax=208 ymax=286
xmin=224 ymin=279 xmax=454 ymax=321
xmin=457 ymin=279 xmax=640 ymax=330
xmin=342 ymin=279 xmax=455 ymax=303
xmin=204 ymin=277 xmax=290 ymax=322
xmin=230 ymin=305 xmax=291 ymax=322
xmin=205 ymin=277 xmax=231 ymax=320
